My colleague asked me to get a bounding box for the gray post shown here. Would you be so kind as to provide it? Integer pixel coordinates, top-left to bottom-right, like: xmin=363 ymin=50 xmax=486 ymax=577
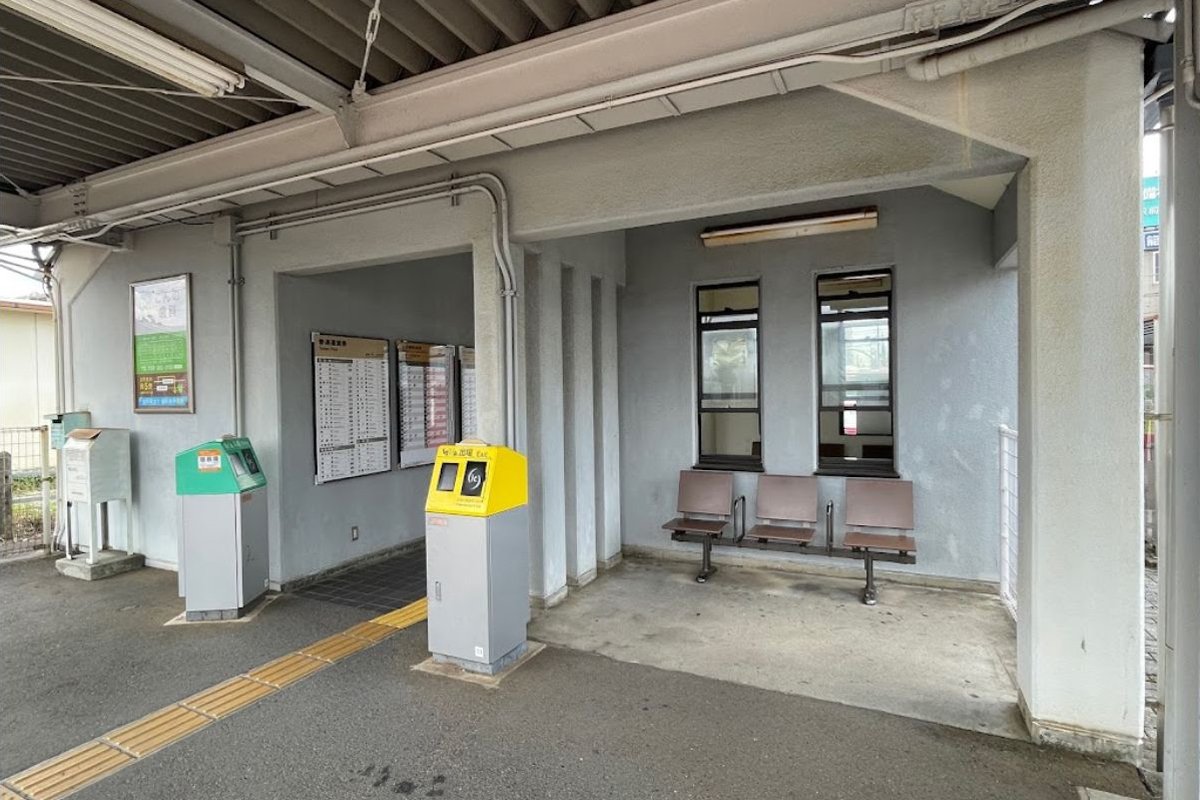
xmin=40 ymin=426 xmax=52 ymax=550
xmin=0 ymin=452 xmax=12 ymax=542
xmin=1162 ymin=16 xmax=1200 ymax=792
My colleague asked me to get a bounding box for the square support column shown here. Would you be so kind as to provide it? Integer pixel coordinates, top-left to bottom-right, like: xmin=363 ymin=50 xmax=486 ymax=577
xmin=526 ymin=250 xmax=569 ymax=606
xmin=563 ymin=266 xmax=597 ymax=586
xmin=595 ymin=276 xmax=622 ymax=568
xmin=472 ymin=236 xmax=507 ymax=444
xmin=1014 ymin=37 xmax=1144 ymax=759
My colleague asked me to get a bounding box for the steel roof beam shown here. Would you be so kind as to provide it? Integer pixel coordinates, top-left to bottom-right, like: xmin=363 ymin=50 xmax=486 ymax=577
xmin=378 ymin=0 xmax=466 ymax=66
xmin=415 ymin=0 xmax=500 ymax=54
xmin=122 ymin=0 xmax=351 ymax=115
xmin=0 ymin=90 xmax=185 ymax=151
xmin=467 ymin=0 xmax=536 ymax=43
xmin=1 ymin=44 xmax=227 ymax=136
xmin=0 ymin=14 xmax=267 ymax=128
xmin=251 ymin=0 xmax=403 ymax=86
xmin=1 ymin=138 xmax=105 ymax=175
xmin=0 ymin=126 xmax=123 ymax=169
xmin=305 ymin=0 xmax=430 ymax=75
xmin=519 ymin=0 xmax=574 ymax=30
xmin=574 ymin=0 xmax=609 ymax=20
xmin=0 ymin=119 xmax=143 ymax=164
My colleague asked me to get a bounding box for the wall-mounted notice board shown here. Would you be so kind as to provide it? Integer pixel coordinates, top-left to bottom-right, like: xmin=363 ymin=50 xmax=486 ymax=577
xmin=131 ymin=273 xmax=194 ymax=412
xmin=397 ymin=341 xmax=457 ymax=468
xmin=458 ymin=345 xmax=478 ymax=441
xmin=312 ymin=333 xmax=391 ymax=484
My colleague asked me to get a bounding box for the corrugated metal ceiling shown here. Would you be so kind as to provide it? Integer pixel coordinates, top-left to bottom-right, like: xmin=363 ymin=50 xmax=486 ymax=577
xmin=0 ymin=0 xmax=655 ymax=195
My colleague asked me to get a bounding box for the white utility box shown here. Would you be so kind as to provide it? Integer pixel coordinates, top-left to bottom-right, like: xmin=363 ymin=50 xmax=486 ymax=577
xmin=62 ymin=428 xmax=135 ymax=567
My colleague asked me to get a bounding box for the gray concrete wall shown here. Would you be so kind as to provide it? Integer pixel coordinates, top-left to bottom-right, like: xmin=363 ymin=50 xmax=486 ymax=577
xmin=275 ymin=256 xmax=474 ymax=583
xmin=63 ymin=224 xmax=232 ymax=568
xmin=619 ymin=187 xmax=1016 ymax=582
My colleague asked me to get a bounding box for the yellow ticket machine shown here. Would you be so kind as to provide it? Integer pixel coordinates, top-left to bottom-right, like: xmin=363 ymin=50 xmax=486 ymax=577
xmin=425 ymin=442 xmax=529 ymax=674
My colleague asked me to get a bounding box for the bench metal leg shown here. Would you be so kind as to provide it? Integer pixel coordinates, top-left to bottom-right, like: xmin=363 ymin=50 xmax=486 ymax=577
xmin=862 ymin=550 xmax=878 ymax=605
xmin=697 ymin=535 xmax=718 ymax=583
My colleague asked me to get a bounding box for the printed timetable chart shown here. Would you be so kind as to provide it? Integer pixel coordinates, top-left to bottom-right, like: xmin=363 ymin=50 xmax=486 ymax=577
xmin=312 ymin=333 xmax=392 ymax=484
xmin=397 ymin=341 xmax=457 ymax=468
xmin=459 ymin=346 xmax=479 ymax=441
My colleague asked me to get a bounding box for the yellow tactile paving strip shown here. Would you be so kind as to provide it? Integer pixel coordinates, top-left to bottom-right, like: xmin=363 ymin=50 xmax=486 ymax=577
xmin=6 ymin=741 xmax=134 ymax=800
xmin=375 ymin=597 xmax=429 ymax=628
xmin=0 ymin=597 xmax=428 ymax=800
xmin=180 ymin=676 xmax=278 ymax=719
xmin=299 ymin=633 xmax=373 ymax=663
xmin=246 ymin=652 xmax=330 ymax=688
xmin=103 ymin=704 xmax=212 ymax=758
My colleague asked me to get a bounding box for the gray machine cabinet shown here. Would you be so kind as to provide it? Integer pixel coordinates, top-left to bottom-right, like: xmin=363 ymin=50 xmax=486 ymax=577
xmin=426 ymin=505 xmax=529 ymax=671
xmin=180 ymin=489 xmax=269 ymax=619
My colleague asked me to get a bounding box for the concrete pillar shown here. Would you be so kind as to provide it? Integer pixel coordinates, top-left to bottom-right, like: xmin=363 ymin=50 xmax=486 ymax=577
xmin=1013 ymin=37 xmax=1144 ymax=759
xmin=563 ymin=266 xmax=597 ymax=586
xmin=525 ymin=250 xmax=568 ymax=605
xmin=472 ymin=236 xmax=507 ymax=444
xmin=594 ymin=277 xmax=622 ymax=568
xmin=1161 ymin=35 xmax=1200 ymax=794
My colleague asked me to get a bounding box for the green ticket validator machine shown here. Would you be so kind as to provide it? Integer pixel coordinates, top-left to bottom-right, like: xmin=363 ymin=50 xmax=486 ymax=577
xmin=176 ymin=437 xmax=269 ymax=620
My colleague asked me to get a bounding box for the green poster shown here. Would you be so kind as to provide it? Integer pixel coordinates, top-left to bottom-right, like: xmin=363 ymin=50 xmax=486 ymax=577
xmin=131 ymin=274 xmax=193 ymax=412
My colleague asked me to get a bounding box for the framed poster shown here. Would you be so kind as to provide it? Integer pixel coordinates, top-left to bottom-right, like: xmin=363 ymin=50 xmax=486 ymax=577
xmin=397 ymin=341 xmax=458 ymax=468
xmin=131 ymin=273 xmax=194 ymax=413
xmin=312 ymin=333 xmax=392 ymax=484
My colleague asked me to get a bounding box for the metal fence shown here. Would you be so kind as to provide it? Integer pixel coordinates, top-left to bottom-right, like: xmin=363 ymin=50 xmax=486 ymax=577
xmin=0 ymin=426 xmax=55 ymax=558
xmin=998 ymin=425 xmax=1019 ymax=620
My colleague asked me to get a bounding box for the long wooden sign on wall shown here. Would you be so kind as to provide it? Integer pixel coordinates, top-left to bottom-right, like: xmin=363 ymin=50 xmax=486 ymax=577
xmin=312 ymin=333 xmax=392 ymax=484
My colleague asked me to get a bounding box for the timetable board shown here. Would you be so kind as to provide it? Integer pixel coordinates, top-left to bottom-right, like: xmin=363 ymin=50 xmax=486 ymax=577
xmin=398 ymin=341 xmax=457 ymax=468
xmin=312 ymin=333 xmax=392 ymax=484
xmin=458 ymin=346 xmax=478 ymax=441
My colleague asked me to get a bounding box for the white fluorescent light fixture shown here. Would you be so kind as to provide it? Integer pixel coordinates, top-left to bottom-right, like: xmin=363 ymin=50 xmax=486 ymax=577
xmin=700 ymin=208 xmax=878 ymax=248
xmin=0 ymin=0 xmax=245 ymax=97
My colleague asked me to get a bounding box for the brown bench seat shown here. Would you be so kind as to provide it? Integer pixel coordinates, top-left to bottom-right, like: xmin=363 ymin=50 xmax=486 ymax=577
xmin=844 ymin=478 xmax=916 ymax=605
xmin=743 ymin=474 xmax=818 ymax=546
xmin=662 ymin=517 xmax=728 ymax=536
xmin=662 ymin=470 xmax=734 ymax=583
xmin=747 ymin=523 xmax=815 ymax=543
xmin=842 ymin=531 xmax=915 ymax=553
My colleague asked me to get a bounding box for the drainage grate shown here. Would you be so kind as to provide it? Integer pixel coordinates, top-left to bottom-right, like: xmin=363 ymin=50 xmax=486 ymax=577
xmin=7 ymin=741 xmax=133 ymax=800
xmin=104 ymin=705 xmax=211 ymax=758
xmin=180 ymin=677 xmax=276 ymax=719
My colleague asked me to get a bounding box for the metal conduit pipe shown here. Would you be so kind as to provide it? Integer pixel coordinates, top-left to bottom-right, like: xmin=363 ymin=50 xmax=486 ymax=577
xmin=229 ymin=240 xmax=244 ymax=436
xmin=906 ymin=0 xmax=1171 ymax=80
xmin=1184 ymin=0 xmax=1200 ymax=109
xmin=1 ymin=0 xmax=1074 ymax=248
xmin=236 ymin=173 xmax=519 ymax=448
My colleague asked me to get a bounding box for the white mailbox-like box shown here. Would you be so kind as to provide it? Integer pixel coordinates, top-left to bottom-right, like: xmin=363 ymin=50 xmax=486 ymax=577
xmin=63 ymin=428 xmax=131 ymax=504
xmin=62 ymin=428 xmax=133 ymax=565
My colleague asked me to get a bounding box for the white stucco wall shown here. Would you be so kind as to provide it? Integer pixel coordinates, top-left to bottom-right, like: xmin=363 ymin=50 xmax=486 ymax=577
xmin=0 ymin=306 xmax=56 ymax=432
xmin=62 ymin=224 xmax=233 ymax=567
xmin=619 ymin=187 xmax=1016 ymax=582
xmin=275 ymin=256 xmax=474 ymax=584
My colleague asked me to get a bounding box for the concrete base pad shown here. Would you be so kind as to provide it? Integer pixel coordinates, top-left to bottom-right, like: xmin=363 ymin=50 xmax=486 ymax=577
xmin=1020 ymin=691 xmax=1142 ymax=764
xmin=163 ymin=594 xmax=279 ymax=626
xmin=412 ymin=642 xmax=545 ymax=688
xmin=532 ymin=558 xmax=1024 ymax=740
xmin=54 ymin=551 xmax=143 ymax=581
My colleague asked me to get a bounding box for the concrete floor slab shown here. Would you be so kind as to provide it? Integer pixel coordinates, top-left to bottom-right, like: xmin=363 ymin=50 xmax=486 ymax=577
xmin=530 ymin=558 xmax=1024 ymax=740
xmin=1 ymin=556 xmax=1149 ymax=800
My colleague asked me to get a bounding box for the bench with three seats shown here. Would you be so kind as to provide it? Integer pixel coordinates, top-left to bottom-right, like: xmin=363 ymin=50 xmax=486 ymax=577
xmin=662 ymin=470 xmax=915 ymax=605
